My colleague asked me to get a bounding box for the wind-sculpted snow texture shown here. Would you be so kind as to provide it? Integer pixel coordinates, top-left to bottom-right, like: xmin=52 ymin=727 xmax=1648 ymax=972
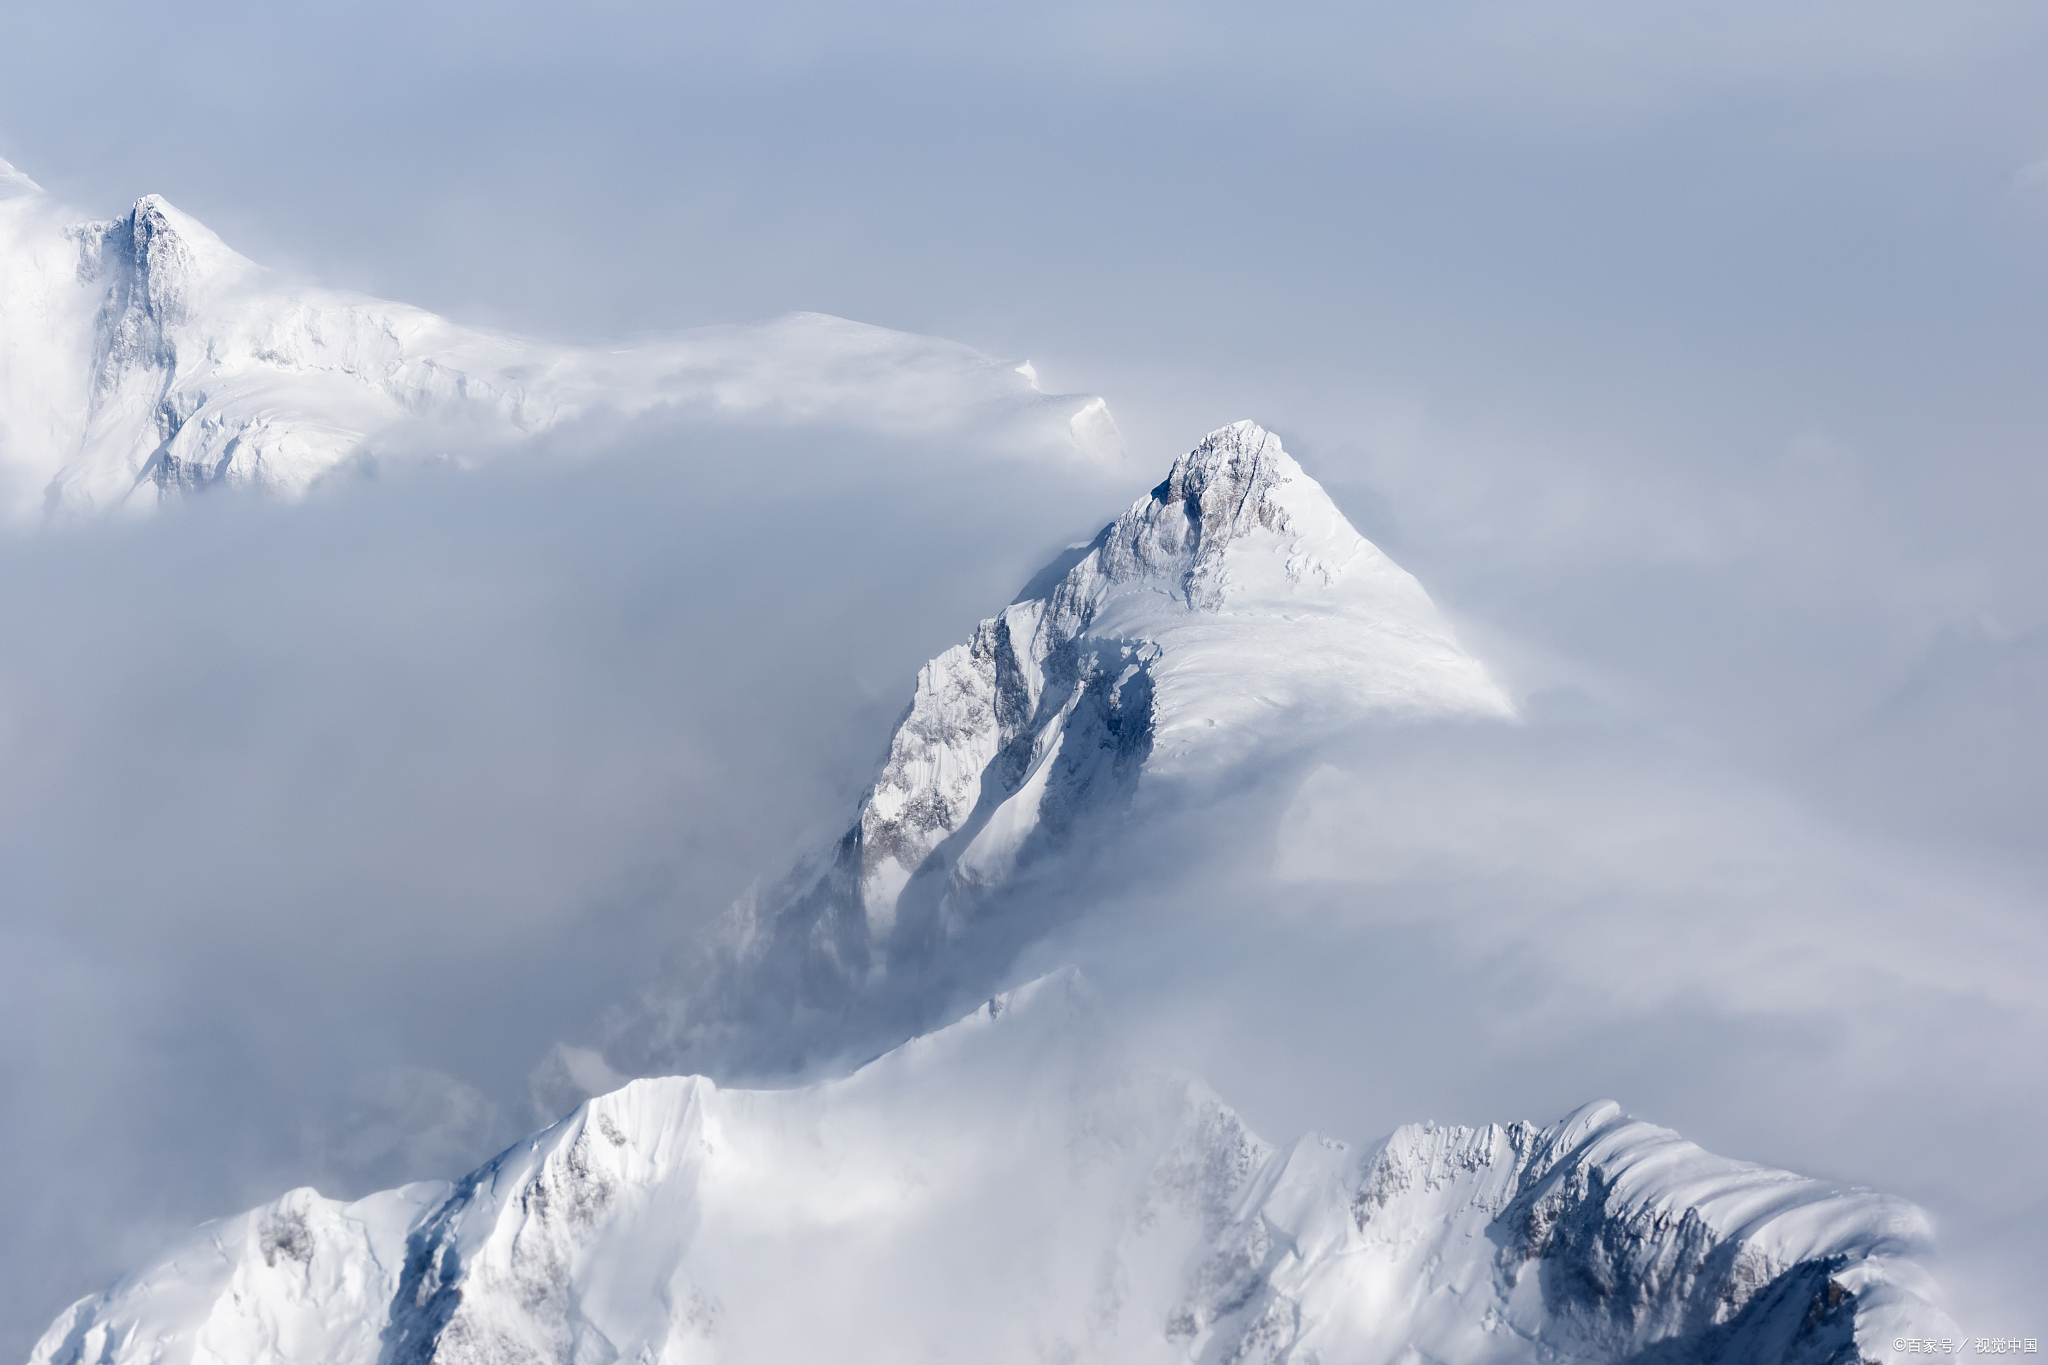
xmin=0 ymin=159 xmax=1120 ymax=519
xmin=628 ymin=420 xmax=1514 ymax=1076
xmin=32 ymin=972 xmax=1952 ymax=1365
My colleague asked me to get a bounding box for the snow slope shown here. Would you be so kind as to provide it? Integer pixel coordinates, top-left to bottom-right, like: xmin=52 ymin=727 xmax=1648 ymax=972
xmin=31 ymin=972 xmax=1953 ymax=1365
xmin=624 ymin=420 xmax=1515 ymax=1075
xmin=0 ymin=157 xmax=1119 ymax=520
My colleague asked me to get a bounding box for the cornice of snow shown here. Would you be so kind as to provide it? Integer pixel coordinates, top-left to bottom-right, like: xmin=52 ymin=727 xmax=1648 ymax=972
xmin=32 ymin=970 xmax=1954 ymax=1365
xmin=0 ymin=176 xmax=1123 ymax=520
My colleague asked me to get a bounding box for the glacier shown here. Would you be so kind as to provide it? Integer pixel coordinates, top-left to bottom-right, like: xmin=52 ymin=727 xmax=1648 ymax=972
xmin=0 ymin=157 xmax=1118 ymax=521
xmin=31 ymin=973 xmax=1955 ymax=1365
xmin=612 ymin=419 xmax=1516 ymax=1078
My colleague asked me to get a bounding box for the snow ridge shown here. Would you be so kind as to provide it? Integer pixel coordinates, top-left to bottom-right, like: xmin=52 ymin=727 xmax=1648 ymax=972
xmin=31 ymin=972 xmax=1952 ymax=1365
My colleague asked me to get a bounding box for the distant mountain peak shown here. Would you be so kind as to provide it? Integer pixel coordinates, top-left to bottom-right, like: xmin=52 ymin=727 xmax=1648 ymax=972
xmin=0 ymin=187 xmax=1120 ymax=518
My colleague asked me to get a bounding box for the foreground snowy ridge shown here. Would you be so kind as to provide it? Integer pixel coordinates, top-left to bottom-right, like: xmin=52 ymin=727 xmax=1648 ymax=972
xmin=33 ymin=971 xmax=1953 ymax=1365
xmin=0 ymin=156 xmax=1119 ymax=519
xmin=621 ymin=421 xmax=1516 ymax=1076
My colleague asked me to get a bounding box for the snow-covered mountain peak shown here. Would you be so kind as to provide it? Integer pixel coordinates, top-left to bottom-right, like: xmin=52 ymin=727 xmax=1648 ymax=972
xmin=617 ymin=425 xmax=1514 ymax=1079
xmin=1046 ymin=421 xmax=1511 ymax=749
xmin=843 ymin=419 xmax=1510 ymax=915
xmin=78 ymin=195 xmax=254 ymax=320
xmin=1098 ymin=418 xmax=1309 ymax=609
